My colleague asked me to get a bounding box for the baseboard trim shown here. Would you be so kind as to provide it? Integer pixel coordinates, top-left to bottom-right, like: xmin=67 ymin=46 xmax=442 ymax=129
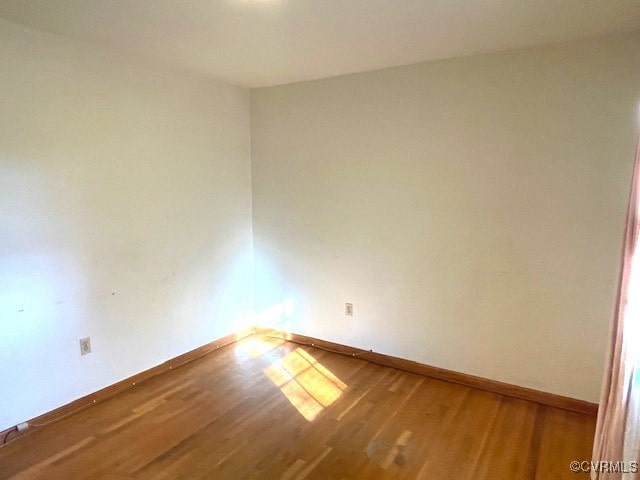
xmin=0 ymin=328 xmax=252 ymax=447
xmin=254 ymin=327 xmax=598 ymax=416
xmin=2 ymin=325 xmax=597 ymax=447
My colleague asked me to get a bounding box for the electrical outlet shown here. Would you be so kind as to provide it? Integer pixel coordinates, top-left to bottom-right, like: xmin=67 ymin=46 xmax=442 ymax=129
xmin=79 ymin=337 xmax=91 ymax=355
xmin=345 ymin=303 xmax=353 ymax=316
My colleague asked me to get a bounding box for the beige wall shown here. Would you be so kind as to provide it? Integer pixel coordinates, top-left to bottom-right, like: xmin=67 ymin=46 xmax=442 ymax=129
xmin=250 ymin=32 xmax=640 ymax=402
xmin=0 ymin=19 xmax=252 ymax=431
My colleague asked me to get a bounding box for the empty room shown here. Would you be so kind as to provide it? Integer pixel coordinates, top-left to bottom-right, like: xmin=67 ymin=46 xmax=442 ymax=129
xmin=1 ymin=1 xmax=639 ymax=479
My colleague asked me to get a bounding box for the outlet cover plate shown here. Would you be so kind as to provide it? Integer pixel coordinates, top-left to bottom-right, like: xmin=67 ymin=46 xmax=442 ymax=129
xmin=345 ymin=303 xmax=353 ymax=316
xmin=79 ymin=337 xmax=91 ymax=355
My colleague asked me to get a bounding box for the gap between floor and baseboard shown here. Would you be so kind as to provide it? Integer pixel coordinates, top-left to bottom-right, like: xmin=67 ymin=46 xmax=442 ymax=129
xmin=253 ymin=327 xmax=599 ymax=417
xmin=0 ymin=325 xmax=598 ymax=447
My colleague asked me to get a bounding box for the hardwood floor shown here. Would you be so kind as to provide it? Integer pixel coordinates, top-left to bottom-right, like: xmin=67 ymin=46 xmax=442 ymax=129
xmin=0 ymin=334 xmax=595 ymax=479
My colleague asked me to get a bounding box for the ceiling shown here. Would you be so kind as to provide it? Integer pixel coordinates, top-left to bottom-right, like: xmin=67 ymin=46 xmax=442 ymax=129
xmin=1 ymin=0 xmax=639 ymax=88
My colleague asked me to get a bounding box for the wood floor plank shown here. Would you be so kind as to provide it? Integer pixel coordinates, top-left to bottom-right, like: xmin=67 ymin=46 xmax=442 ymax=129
xmin=0 ymin=334 xmax=596 ymax=480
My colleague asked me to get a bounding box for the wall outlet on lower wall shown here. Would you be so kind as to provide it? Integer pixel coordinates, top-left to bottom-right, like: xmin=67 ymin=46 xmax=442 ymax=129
xmin=79 ymin=337 xmax=92 ymax=355
xmin=345 ymin=303 xmax=353 ymax=316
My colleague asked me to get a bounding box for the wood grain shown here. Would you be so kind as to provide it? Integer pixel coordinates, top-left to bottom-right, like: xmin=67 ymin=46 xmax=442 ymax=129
xmin=0 ymin=334 xmax=595 ymax=479
xmin=0 ymin=329 xmax=252 ymax=445
xmin=254 ymin=328 xmax=598 ymax=415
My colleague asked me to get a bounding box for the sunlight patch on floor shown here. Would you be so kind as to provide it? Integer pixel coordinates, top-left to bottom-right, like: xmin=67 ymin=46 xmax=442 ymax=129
xmin=263 ymin=347 xmax=347 ymax=421
xmin=234 ymin=335 xmax=284 ymax=359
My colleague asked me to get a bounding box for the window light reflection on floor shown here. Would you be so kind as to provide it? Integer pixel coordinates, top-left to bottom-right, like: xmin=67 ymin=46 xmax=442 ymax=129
xmin=235 ymin=335 xmax=285 ymax=359
xmin=263 ymin=347 xmax=347 ymax=421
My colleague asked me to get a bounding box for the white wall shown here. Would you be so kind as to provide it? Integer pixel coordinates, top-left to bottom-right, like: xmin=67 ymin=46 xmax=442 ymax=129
xmin=251 ymin=32 xmax=640 ymax=402
xmin=0 ymin=19 xmax=252 ymax=431
xmin=1 ymin=19 xmax=637 ymax=432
